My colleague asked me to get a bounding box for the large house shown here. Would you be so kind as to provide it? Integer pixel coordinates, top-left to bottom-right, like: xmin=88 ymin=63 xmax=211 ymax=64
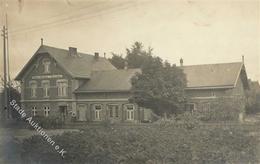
xmin=15 ymin=44 xmax=250 ymax=123
xmin=181 ymin=61 xmax=249 ymax=112
xmin=15 ymin=45 xmax=149 ymax=123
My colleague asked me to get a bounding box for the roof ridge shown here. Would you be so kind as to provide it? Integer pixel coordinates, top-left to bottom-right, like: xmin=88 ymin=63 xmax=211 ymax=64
xmin=91 ymin=68 xmax=141 ymax=73
xmin=41 ymin=44 xmax=99 ymax=57
xmin=180 ymin=62 xmax=242 ymax=67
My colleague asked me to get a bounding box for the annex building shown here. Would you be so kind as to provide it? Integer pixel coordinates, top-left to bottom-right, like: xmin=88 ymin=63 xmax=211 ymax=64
xmin=181 ymin=61 xmax=249 ymax=113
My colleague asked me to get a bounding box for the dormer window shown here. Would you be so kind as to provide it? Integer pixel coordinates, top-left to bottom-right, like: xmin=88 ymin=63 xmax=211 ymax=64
xmin=43 ymin=58 xmax=51 ymax=73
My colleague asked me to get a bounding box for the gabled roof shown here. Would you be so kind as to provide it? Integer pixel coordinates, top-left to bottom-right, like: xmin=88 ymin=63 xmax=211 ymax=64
xmin=75 ymin=69 xmax=141 ymax=93
xmin=181 ymin=62 xmax=249 ymax=89
xmin=15 ymin=45 xmax=116 ymax=80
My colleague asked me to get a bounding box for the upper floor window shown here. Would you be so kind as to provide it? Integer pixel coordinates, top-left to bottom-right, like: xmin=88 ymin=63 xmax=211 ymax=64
xmin=108 ymin=104 xmax=119 ymax=118
xmin=32 ymin=106 xmax=37 ymax=116
xmin=211 ymin=91 xmax=216 ymax=97
xmin=57 ymin=79 xmax=68 ymax=97
xmin=44 ymin=106 xmax=50 ymax=117
xmin=93 ymin=104 xmax=102 ymax=120
xmin=29 ymin=81 xmax=37 ymax=98
xmin=42 ymin=80 xmax=50 ymax=97
xmin=43 ymin=58 xmax=51 ymax=73
xmin=126 ymin=104 xmax=134 ymax=120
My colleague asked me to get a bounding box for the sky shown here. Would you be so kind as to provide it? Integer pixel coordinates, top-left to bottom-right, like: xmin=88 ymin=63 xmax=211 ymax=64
xmin=0 ymin=0 xmax=259 ymax=81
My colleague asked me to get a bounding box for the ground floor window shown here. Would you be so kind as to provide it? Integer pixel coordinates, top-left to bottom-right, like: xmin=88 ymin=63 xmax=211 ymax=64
xmin=108 ymin=104 xmax=119 ymax=118
xmin=202 ymin=103 xmax=211 ymax=112
xmin=32 ymin=106 xmax=37 ymax=116
xmin=186 ymin=103 xmax=196 ymax=113
xmin=126 ymin=104 xmax=134 ymax=120
xmin=94 ymin=104 xmax=102 ymax=120
xmin=44 ymin=106 xmax=50 ymax=117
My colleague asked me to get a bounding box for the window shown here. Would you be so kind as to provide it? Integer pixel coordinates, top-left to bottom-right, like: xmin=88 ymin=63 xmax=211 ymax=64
xmin=211 ymin=91 xmax=216 ymax=97
xmin=32 ymin=106 xmax=37 ymax=116
xmin=94 ymin=104 xmax=102 ymax=120
xmin=108 ymin=104 xmax=119 ymax=118
xmin=29 ymin=81 xmax=37 ymax=98
xmin=126 ymin=104 xmax=134 ymax=120
xmin=43 ymin=58 xmax=51 ymax=73
xmin=44 ymin=106 xmax=50 ymax=117
xmin=202 ymin=103 xmax=211 ymax=112
xmin=57 ymin=80 xmax=68 ymax=97
xmin=186 ymin=103 xmax=196 ymax=113
xmin=42 ymin=80 xmax=50 ymax=97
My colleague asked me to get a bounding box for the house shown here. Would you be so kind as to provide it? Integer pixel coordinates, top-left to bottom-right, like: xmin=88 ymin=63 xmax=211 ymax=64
xmin=180 ymin=61 xmax=249 ymax=112
xmin=15 ymin=45 xmax=151 ymax=123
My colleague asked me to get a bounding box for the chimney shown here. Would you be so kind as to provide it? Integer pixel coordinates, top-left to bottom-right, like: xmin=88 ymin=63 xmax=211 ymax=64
xmin=180 ymin=58 xmax=183 ymax=66
xmin=41 ymin=38 xmax=43 ymax=46
xmin=124 ymin=61 xmax=128 ymax=70
xmin=94 ymin=52 xmax=99 ymax=60
xmin=242 ymin=55 xmax=244 ymax=64
xmin=69 ymin=47 xmax=77 ymax=56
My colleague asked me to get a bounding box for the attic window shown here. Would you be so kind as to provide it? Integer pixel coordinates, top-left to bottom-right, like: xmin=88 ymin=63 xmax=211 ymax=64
xmin=43 ymin=58 xmax=51 ymax=73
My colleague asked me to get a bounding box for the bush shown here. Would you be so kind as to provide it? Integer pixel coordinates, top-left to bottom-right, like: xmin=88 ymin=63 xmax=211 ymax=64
xmin=19 ymin=123 xmax=258 ymax=164
xmin=29 ymin=116 xmax=63 ymax=129
xmin=197 ymin=97 xmax=245 ymax=122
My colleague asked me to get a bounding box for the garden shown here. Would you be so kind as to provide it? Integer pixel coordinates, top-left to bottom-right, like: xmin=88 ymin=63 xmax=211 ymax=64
xmin=1 ymin=113 xmax=258 ymax=164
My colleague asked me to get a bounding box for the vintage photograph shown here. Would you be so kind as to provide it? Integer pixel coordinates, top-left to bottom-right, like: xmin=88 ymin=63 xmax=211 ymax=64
xmin=0 ymin=0 xmax=259 ymax=163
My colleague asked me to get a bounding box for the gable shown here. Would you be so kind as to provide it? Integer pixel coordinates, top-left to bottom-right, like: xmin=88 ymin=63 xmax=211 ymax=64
xmin=21 ymin=53 xmax=71 ymax=81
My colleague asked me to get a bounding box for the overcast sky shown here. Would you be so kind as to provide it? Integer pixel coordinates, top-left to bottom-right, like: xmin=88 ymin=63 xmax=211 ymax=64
xmin=0 ymin=0 xmax=259 ymax=81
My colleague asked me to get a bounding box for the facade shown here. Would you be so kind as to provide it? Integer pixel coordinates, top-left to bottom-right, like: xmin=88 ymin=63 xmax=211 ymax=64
xmin=181 ymin=62 xmax=249 ymax=112
xmin=15 ymin=45 xmax=151 ymax=123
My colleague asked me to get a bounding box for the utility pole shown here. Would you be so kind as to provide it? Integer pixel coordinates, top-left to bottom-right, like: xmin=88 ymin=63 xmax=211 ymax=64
xmin=2 ymin=25 xmax=8 ymax=120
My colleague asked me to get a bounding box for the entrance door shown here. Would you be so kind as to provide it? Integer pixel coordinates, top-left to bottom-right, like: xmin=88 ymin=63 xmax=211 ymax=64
xmin=78 ymin=105 xmax=87 ymax=121
xmin=59 ymin=106 xmax=68 ymax=122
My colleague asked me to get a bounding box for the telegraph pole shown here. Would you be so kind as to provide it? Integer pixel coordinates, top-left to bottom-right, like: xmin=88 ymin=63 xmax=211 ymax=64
xmin=2 ymin=25 xmax=8 ymax=120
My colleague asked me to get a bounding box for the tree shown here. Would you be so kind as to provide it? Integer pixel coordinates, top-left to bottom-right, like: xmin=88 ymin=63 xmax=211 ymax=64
xmin=0 ymin=77 xmax=21 ymax=120
xmin=108 ymin=42 xmax=152 ymax=69
xmin=109 ymin=42 xmax=187 ymax=117
xmin=125 ymin=42 xmax=152 ymax=68
xmin=130 ymin=57 xmax=187 ymax=117
xmin=108 ymin=53 xmax=125 ymax=69
xmin=245 ymin=80 xmax=260 ymax=114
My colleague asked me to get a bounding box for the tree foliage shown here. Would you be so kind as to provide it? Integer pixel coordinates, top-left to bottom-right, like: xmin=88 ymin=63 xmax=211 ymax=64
xmin=108 ymin=53 xmax=125 ymax=69
xmin=0 ymin=78 xmax=21 ymax=120
xmin=109 ymin=42 xmax=187 ymax=116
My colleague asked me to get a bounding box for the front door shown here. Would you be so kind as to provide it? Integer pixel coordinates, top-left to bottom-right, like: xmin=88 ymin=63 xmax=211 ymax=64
xmin=59 ymin=106 xmax=68 ymax=122
xmin=78 ymin=105 xmax=87 ymax=121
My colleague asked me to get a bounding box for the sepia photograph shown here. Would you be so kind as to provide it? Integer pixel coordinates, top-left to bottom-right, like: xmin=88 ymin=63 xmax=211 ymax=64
xmin=0 ymin=0 xmax=259 ymax=163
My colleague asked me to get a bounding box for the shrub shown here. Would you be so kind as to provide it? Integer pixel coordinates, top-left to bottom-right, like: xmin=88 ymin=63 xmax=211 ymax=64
xmin=197 ymin=97 xmax=245 ymax=122
xmin=20 ymin=124 xmax=258 ymax=164
xmin=29 ymin=116 xmax=63 ymax=129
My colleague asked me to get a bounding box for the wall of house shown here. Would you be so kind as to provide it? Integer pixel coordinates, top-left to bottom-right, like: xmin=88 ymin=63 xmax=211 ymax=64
xmin=76 ymin=92 xmax=131 ymax=99
xmin=186 ymin=74 xmax=247 ymax=113
xmin=22 ymin=53 xmax=74 ymax=100
xmin=75 ymin=101 xmax=140 ymax=123
xmin=20 ymin=53 xmax=80 ymax=123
